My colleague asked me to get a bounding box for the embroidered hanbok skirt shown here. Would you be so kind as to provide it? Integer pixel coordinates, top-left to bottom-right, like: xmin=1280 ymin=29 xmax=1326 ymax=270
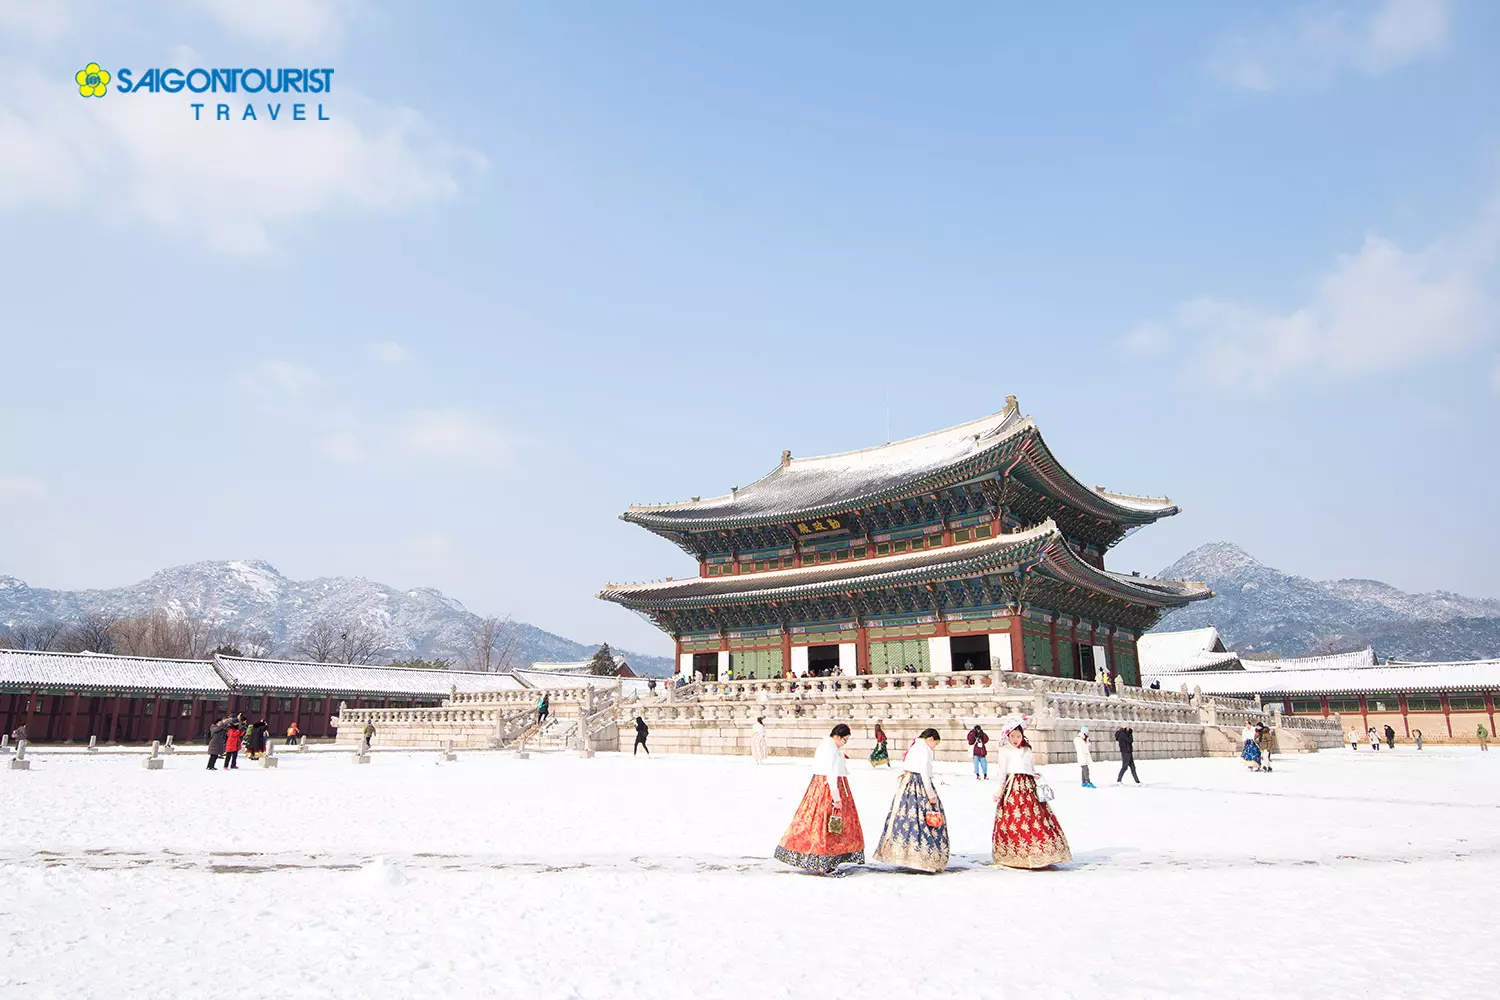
xmin=775 ymin=776 xmax=865 ymax=874
xmin=872 ymin=772 xmax=949 ymax=872
xmin=992 ymin=774 xmax=1071 ymax=869
xmin=869 ymin=741 xmax=890 ymax=767
xmin=1241 ymin=740 xmax=1262 ymax=764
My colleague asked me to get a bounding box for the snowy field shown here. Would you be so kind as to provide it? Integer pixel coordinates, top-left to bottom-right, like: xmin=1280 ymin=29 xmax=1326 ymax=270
xmin=2 ymin=745 xmax=1498 ymax=1000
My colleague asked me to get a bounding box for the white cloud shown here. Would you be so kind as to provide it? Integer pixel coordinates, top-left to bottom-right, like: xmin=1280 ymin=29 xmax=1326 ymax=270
xmin=1211 ymin=0 xmax=1449 ymax=91
xmin=1130 ymin=200 xmax=1498 ymax=392
xmin=186 ymin=0 xmax=362 ymax=49
xmin=0 ymin=476 xmax=47 ymax=499
xmin=241 ymin=360 xmax=321 ymax=398
xmin=395 ymin=409 xmax=513 ymax=467
xmin=369 ymin=341 xmax=409 ymax=364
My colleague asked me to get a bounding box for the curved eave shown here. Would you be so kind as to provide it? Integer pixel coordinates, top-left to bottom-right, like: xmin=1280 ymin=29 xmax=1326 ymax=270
xmin=599 ymin=521 xmax=1210 ymax=613
xmin=619 ymin=419 xmax=1179 ymax=536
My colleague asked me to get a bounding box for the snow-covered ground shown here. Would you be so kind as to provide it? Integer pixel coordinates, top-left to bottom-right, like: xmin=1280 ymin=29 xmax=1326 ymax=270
xmin=2 ymin=745 xmax=1497 ymax=999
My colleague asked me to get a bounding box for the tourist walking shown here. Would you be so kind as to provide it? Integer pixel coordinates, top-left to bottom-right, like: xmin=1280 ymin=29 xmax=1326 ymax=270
xmin=1255 ymin=722 xmax=1275 ymax=772
xmin=1348 ymin=728 xmax=1359 ymax=751
xmin=205 ymin=718 xmax=230 ymax=770
xmin=968 ymin=723 xmax=989 ymax=780
xmin=1414 ymin=729 xmax=1423 ymax=751
xmin=222 ymin=718 xmax=244 ymax=770
xmin=1097 ymin=666 xmax=1112 ymax=695
xmin=9 ymin=723 xmax=26 ymax=743
xmin=1115 ymin=726 xmax=1140 ymax=783
xmin=870 ymin=721 xmax=891 ymax=767
xmin=537 ymin=693 xmax=550 ymax=725
xmin=774 ymin=724 xmax=865 ymax=875
xmin=1240 ymin=721 xmax=1262 ymax=771
xmin=750 ymin=716 xmax=769 ymax=763
xmin=1368 ymin=727 xmax=1380 ymax=751
xmin=872 ymin=728 xmax=949 ymax=873
xmin=1478 ymin=724 xmax=1490 ymax=750
xmin=362 ymin=721 xmax=376 ymax=753
xmin=1073 ymin=727 xmax=1095 ymax=787
xmin=633 ymin=715 xmax=650 ymax=755
xmin=1384 ymin=725 xmax=1396 ymax=749
xmin=245 ymin=720 xmax=269 ymax=760
xmin=285 ymin=721 xmax=300 ymax=746
xmin=991 ymin=717 xmax=1071 ymax=869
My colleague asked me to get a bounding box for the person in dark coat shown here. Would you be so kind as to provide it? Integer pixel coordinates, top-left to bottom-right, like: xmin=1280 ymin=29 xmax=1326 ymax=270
xmin=245 ymin=720 xmax=269 ymax=759
xmin=633 ymin=716 xmax=650 ymax=755
xmin=1384 ymin=725 xmax=1396 ymax=749
xmin=206 ymin=718 xmax=230 ymax=770
xmin=1114 ymin=726 xmax=1139 ymax=784
xmin=967 ymin=724 xmax=990 ymax=780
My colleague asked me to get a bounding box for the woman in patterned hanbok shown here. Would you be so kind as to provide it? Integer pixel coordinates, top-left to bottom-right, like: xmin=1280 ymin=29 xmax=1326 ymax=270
xmin=1240 ymin=722 xmax=1262 ymax=770
xmin=991 ymin=717 xmax=1071 ymax=869
xmin=774 ymin=724 xmax=865 ymax=874
xmin=872 ymin=728 xmax=949 ymax=873
xmin=869 ymin=721 xmax=891 ymax=767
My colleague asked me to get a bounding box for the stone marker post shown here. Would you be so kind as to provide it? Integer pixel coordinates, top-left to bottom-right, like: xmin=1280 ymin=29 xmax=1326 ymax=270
xmin=87 ymin=735 xmax=98 ymax=752
xmin=299 ymin=735 xmax=308 ymax=752
xmin=441 ymin=739 xmax=457 ymax=763
xmin=262 ymin=740 xmax=279 ymax=769
xmin=1 ymin=733 xmax=10 ymax=752
xmin=8 ymin=739 xmax=30 ymax=770
xmin=164 ymin=735 xmax=176 ymax=753
xmin=143 ymin=740 xmax=164 ymax=770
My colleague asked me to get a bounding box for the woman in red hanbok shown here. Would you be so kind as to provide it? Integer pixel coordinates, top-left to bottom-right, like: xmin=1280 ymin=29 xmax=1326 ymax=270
xmin=991 ymin=716 xmax=1071 ymax=869
xmin=774 ymin=724 xmax=865 ymax=874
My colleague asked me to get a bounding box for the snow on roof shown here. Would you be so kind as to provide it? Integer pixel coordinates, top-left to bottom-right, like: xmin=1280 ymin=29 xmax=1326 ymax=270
xmin=213 ymin=656 xmax=524 ymax=697
xmin=513 ymin=669 xmax=625 ymax=690
xmin=623 ymin=399 xmax=1179 ymax=531
xmin=1239 ymin=648 xmax=1377 ymax=672
xmin=1155 ymin=658 xmax=1500 ymax=697
xmin=1138 ymin=627 xmax=1241 ymax=674
xmin=526 ymin=660 xmax=594 ymax=674
xmin=0 ymin=648 xmax=229 ymax=695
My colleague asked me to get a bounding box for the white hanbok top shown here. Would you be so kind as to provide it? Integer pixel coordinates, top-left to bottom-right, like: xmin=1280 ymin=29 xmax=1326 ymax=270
xmin=1241 ymin=724 xmax=1257 ymax=744
xmin=901 ymin=739 xmax=936 ymax=795
xmin=811 ymin=736 xmax=850 ymax=801
xmin=998 ymin=744 xmax=1038 ymax=777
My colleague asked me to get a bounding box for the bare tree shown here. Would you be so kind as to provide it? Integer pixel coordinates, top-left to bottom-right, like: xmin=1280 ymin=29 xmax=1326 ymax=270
xmin=3 ymin=619 xmax=68 ymax=651
xmin=242 ymin=629 xmax=278 ymax=658
xmin=60 ymin=612 xmax=121 ymax=654
xmin=296 ymin=618 xmax=387 ymax=664
xmin=297 ymin=620 xmax=341 ymax=663
xmin=462 ymin=615 xmax=521 ymax=672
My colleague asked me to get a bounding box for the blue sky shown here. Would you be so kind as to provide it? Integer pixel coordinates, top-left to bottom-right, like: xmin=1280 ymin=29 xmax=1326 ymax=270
xmin=1 ymin=0 xmax=1497 ymax=656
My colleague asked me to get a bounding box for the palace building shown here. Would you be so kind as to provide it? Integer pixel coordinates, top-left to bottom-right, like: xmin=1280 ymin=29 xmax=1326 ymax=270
xmin=599 ymin=398 xmax=1213 ymax=685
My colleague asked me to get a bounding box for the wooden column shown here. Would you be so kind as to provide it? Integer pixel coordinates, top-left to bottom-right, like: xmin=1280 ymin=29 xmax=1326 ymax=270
xmin=1487 ymin=692 xmax=1497 ymax=742
xmin=68 ymin=692 xmax=82 ymax=742
xmin=1441 ymin=693 xmax=1453 ymax=739
xmin=1048 ymin=615 xmax=1060 ymax=678
xmin=1399 ymin=694 xmax=1410 ymax=738
xmin=781 ymin=629 xmax=793 ymax=677
xmin=23 ymin=689 xmax=38 ymax=739
xmin=152 ymin=695 xmax=163 ymax=742
xmin=856 ymin=625 xmax=870 ymax=675
xmin=1321 ymin=695 xmax=1330 ymax=719
xmin=108 ymin=694 xmax=121 ymax=743
xmin=259 ymin=693 xmax=269 ymax=722
xmin=1009 ymin=616 xmax=1027 ymax=674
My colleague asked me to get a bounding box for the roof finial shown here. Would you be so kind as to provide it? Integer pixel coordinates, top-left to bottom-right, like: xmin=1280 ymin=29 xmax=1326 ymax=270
xmin=780 ymin=449 xmax=792 ymax=468
xmin=1003 ymin=394 xmax=1018 ymax=414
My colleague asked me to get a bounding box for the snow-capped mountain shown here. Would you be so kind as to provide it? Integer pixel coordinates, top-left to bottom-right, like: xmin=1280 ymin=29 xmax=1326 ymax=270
xmin=0 ymin=560 xmax=673 ymax=674
xmin=1154 ymin=543 xmax=1500 ymax=661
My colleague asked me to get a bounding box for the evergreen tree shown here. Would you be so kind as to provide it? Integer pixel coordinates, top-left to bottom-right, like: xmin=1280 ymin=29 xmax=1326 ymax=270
xmin=588 ymin=643 xmax=618 ymax=676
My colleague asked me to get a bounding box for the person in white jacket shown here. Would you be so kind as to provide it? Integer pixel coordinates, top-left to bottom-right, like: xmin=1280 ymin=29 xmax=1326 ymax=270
xmin=1073 ymin=726 xmax=1095 ymax=788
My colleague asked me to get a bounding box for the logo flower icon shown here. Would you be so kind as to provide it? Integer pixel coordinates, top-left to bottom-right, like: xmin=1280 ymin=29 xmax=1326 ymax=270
xmin=75 ymin=63 xmax=110 ymax=98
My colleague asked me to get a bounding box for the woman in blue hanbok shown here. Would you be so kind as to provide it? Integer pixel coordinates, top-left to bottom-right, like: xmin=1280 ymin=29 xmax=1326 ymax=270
xmin=872 ymin=728 xmax=949 ymax=873
xmin=1240 ymin=722 xmax=1262 ymax=770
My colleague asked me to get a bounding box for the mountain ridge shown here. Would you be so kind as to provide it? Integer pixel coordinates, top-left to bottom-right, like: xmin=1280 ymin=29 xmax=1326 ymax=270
xmin=1155 ymin=543 xmax=1500 ymax=661
xmin=0 ymin=559 xmax=673 ymax=675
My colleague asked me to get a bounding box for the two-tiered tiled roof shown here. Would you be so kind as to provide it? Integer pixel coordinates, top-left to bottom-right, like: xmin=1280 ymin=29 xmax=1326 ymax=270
xmin=621 ymin=398 xmax=1178 ymax=539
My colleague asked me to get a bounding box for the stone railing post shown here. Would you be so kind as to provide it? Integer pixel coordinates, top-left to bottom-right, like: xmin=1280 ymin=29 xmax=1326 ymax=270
xmin=143 ymin=740 xmax=164 ymax=770
xmin=262 ymin=740 xmax=279 ymax=768
xmin=8 ymin=739 xmax=31 ymax=770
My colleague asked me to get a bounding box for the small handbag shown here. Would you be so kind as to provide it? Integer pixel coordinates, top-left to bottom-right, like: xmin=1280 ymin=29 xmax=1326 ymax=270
xmin=1035 ymin=779 xmax=1055 ymax=803
xmin=924 ymin=807 xmax=945 ymax=829
xmin=826 ymin=813 xmax=845 ymax=835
